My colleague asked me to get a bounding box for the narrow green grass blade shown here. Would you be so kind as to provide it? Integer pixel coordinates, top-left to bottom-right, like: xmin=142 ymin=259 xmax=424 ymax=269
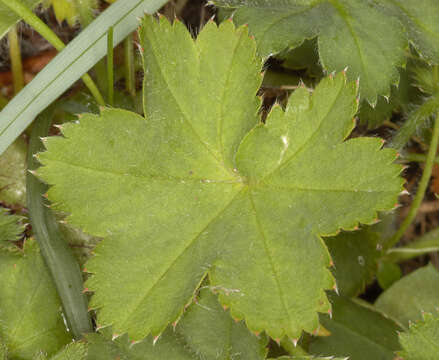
xmin=27 ymin=107 xmax=92 ymax=339
xmin=0 ymin=0 xmax=169 ymax=155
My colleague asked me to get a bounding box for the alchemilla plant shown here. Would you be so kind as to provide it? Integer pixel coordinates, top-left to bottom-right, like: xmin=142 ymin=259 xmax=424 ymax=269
xmin=1 ymin=1 xmax=439 ymax=359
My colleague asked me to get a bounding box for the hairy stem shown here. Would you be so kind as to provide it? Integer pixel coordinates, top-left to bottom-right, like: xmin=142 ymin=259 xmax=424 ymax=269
xmin=401 ymin=153 xmax=439 ymax=164
xmin=0 ymin=0 xmax=105 ymax=106
xmin=385 ymin=226 xmax=439 ymax=263
xmin=389 ymin=111 xmax=439 ymax=248
xmin=27 ymin=108 xmax=92 ymax=339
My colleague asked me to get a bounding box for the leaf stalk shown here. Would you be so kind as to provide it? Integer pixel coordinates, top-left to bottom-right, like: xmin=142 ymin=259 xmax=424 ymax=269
xmin=389 ymin=111 xmax=439 ymax=248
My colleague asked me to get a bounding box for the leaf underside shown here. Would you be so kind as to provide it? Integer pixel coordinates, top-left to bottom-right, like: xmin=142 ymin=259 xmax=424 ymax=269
xmin=38 ymin=16 xmax=403 ymax=340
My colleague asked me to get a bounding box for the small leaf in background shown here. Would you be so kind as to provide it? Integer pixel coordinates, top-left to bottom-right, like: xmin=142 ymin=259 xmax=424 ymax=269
xmin=0 ymin=239 xmax=71 ymax=359
xmin=324 ymin=228 xmax=380 ymax=297
xmin=375 ymin=264 xmax=439 ymax=328
xmin=376 ymin=260 xmax=402 ymax=290
xmin=309 ymin=296 xmax=401 ymax=360
xmin=42 ymin=0 xmax=98 ymax=27
xmin=214 ymin=0 xmax=407 ymax=104
xmin=0 ymin=207 xmax=24 ymax=244
xmin=37 ymin=16 xmax=403 ymax=341
xmin=0 ymin=137 xmax=27 ymax=207
xmin=397 ymin=311 xmax=439 ymax=360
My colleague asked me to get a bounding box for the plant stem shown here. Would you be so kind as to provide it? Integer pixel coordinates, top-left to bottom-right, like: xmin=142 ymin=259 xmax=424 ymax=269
xmin=385 ymin=226 xmax=439 ymax=263
xmin=27 ymin=108 xmax=93 ymax=339
xmin=0 ymin=0 xmax=105 ymax=106
xmin=124 ymin=33 xmax=135 ymax=97
xmin=400 ymin=153 xmax=439 ymax=164
xmin=388 ymin=111 xmax=439 ymax=248
xmin=8 ymin=25 xmax=24 ymax=94
xmin=107 ymin=26 xmax=114 ymax=106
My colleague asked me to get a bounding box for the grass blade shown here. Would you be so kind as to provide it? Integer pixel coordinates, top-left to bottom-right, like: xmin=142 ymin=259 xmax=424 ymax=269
xmin=27 ymin=107 xmax=92 ymax=339
xmin=0 ymin=0 xmax=169 ymax=155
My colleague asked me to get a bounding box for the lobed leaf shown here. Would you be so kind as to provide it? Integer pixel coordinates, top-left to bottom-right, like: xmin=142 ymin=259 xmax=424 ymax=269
xmin=37 ymin=16 xmax=403 ymax=341
xmin=45 ymin=289 xmax=266 ymax=360
xmin=214 ymin=0 xmax=407 ymax=104
xmin=0 ymin=0 xmax=169 ymax=156
xmin=0 ymin=240 xmax=71 ymax=359
xmin=0 ymin=207 xmax=23 ymax=244
xmin=398 ymin=312 xmax=439 ymax=360
xmin=378 ymin=0 xmax=439 ymax=64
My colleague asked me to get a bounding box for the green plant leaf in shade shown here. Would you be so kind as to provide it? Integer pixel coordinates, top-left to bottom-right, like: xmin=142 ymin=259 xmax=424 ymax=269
xmin=358 ymin=66 xmax=418 ymax=129
xmin=0 ymin=0 xmax=39 ymax=39
xmin=398 ymin=312 xmax=439 ymax=360
xmin=0 ymin=239 xmax=71 ymax=359
xmin=309 ymin=296 xmax=401 ymax=360
xmin=34 ymin=342 xmax=87 ymax=360
xmin=378 ymin=0 xmax=439 ymax=64
xmin=0 ymin=137 xmax=27 ymax=207
xmin=268 ymin=358 xmax=347 ymax=360
xmin=0 ymin=207 xmax=23 ymax=244
xmin=375 ymin=264 xmax=439 ymax=328
xmin=37 ymin=16 xmax=403 ymax=341
xmin=376 ymin=260 xmax=402 ymax=290
xmin=48 ymin=289 xmax=266 ymax=360
xmin=214 ymin=0 xmax=407 ymax=104
xmin=0 ymin=0 xmax=169 ymax=156
xmin=324 ymin=228 xmax=380 ymax=297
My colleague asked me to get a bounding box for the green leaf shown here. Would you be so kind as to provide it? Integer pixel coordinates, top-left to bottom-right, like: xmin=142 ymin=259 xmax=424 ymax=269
xmin=379 ymin=0 xmax=439 ymax=64
xmin=324 ymin=228 xmax=380 ymax=296
xmin=37 ymin=16 xmax=402 ymax=341
xmin=35 ymin=342 xmax=87 ymax=360
xmin=376 ymin=260 xmax=402 ymax=290
xmin=309 ymin=296 xmax=401 ymax=360
xmin=0 ymin=0 xmax=39 ymax=39
xmin=268 ymin=358 xmax=347 ymax=360
xmin=174 ymin=288 xmax=267 ymax=359
xmin=398 ymin=312 xmax=439 ymax=360
xmin=0 ymin=137 xmax=27 ymax=207
xmin=0 ymin=207 xmax=23 ymax=243
xmin=50 ymin=289 xmax=265 ymax=360
xmin=214 ymin=0 xmax=407 ymax=104
xmin=0 ymin=0 xmax=169 ymax=156
xmin=375 ymin=264 xmax=439 ymax=328
xmin=0 ymin=239 xmax=71 ymax=359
